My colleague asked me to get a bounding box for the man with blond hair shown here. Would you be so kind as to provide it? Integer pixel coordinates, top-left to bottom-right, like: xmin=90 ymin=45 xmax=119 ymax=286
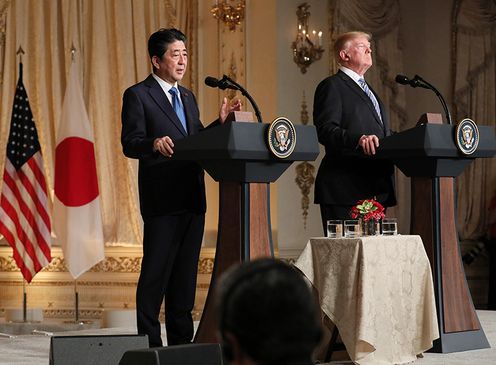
xmin=313 ymin=31 xmax=396 ymax=232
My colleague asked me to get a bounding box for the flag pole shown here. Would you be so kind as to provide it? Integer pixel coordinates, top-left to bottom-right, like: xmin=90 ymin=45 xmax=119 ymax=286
xmin=75 ymin=279 xmax=80 ymax=323
xmin=3 ymin=44 xmax=51 ymax=323
xmin=17 ymin=45 xmax=28 ymax=324
xmin=70 ymin=43 xmax=82 ymax=325
xmin=22 ymin=279 xmax=27 ymax=322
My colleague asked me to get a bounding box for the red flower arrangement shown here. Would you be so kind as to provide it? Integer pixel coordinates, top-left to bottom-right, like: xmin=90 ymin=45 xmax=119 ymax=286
xmin=350 ymin=199 xmax=385 ymax=222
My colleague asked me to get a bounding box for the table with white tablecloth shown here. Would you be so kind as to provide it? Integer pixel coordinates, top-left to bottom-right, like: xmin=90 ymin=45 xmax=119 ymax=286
xmin=295 ymin=235 xmax=439 ymax=365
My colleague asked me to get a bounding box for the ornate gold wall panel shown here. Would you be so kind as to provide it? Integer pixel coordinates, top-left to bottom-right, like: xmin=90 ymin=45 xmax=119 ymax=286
xmin=218 ymin=5 xmax=246 ymax=108
xmin=0 ymin=246 xmax=214 ymax=321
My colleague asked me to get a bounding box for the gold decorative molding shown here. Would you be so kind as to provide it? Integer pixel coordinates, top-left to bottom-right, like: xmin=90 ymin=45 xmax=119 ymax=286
xmin=300 ymin=91 xmax=309 ymax=125
xmin=38 ymin=309 xmax=203 ymax=321
xmin=44 ymin=309 xmax=103 ymax=319
xmin=327 ymin=0 xmax=338 ymax=74
xmin=0 ymin=0 xmax=10 ymax=86
xmin=198 ymin=257 xmax=214 ymax=275
xmin=0 ymin=280 xmax=137 ymax=287
xmin=295 ymin=162 xmax=315 ymax=229
xmin=41 ymin=256 xmax=65 ymax=272
xmin=0 ymin=246 xmax=214 ymax=320
xmin=227 ymin=51 xmax=238 ymax=100
xmin=0 ymin=256 xmax=17 ymax=271
xmin=217 ymin=2 xmax=246 ymax=112
xmin=0 ymin=250 xmax=214 ymax=275
xmin=294 ymin=91 xmax=315 ymax=229
xmin=211 ymin=0 xmax=245 ymax=32
xmin=164 ymin=0 xmax=177 ymax=28
xmin=0 ymin=4 xmax=8 ymax=41
xmin=0 ymin=1 xmax=8 ymax=18
xmin=0 ymin=1 xmax=9 ymax=43
xmin=91 ymin=257 xmax=142 ymax=273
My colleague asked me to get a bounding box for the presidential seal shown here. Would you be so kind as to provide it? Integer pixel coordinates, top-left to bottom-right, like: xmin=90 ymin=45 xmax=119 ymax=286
xmin=455 ymin=118 xmax=479 ymax=155
xmin=267 ymin=117 xmax=296 ymax=159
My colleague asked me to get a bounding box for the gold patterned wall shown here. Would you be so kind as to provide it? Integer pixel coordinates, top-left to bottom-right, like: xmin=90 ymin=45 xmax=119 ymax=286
xmin=0 ymin=246 xmax=214 ymax=321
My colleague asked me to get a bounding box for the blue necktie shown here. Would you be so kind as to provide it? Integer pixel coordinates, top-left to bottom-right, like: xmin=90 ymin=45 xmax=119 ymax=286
xmin=169 ymin=87 xmax=188 ymax=133
xmin=358 ymin=78 xmax=382 ymax=123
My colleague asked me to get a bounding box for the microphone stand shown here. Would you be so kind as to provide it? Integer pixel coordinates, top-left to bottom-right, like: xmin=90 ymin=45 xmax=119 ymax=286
xmin=221 ymin=75 xmax=263 ymax=123
xmin=414 ymin=75 xmax=453 ymax=125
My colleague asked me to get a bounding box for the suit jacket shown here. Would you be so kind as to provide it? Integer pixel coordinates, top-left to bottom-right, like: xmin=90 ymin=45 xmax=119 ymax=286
xmin=313 ymin=70 xmax=396 ymax=207
xmin=121 ymin=74 xmax=206 ymax=217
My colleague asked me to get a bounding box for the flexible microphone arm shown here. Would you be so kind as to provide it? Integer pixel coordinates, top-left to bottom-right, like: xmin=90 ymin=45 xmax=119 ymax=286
xmin=221 ymin=75 xmax=263 ymax=124
xmin=412 ymin=75 xmax=452 ymax=125
xmin=396 ymin=74 xmax=452 ymax=125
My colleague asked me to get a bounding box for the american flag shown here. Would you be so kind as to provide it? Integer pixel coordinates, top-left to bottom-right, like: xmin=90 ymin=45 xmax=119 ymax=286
xmin=0 ymin=63 xmax=52 ymax=283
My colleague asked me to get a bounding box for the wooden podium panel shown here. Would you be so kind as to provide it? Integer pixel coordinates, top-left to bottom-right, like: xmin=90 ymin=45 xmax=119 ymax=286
xmin=379 ymin=122 xmax=495 ymax=353
xmin=194 ymin=182 xmax=272 ymax=343
xmin=171 ymin=123 xmax=319 ymax=343
xmin=412 ymin=178 xmax=480 ymax=333
xmin=439 ymin=178 xmax=479 ymax=333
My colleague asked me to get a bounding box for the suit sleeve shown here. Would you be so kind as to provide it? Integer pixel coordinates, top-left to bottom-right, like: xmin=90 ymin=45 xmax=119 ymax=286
xmin=121 ymin=87 xmax=156 ymax=159
xmin=313 ymin=78 xmax=363 ymax=154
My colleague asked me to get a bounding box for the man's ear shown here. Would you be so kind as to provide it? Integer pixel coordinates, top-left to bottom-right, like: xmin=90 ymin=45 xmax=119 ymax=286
xmin=339 ymin=50 xmax=349 ymax=61
xmin=151 ymin=55 xmax=160 ymax=69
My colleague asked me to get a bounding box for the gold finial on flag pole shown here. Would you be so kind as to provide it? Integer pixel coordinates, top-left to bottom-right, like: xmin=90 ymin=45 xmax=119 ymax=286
xmin=16 ymin=46 xmax=25 ymax=56
xmin=17 ymin=46 xmax=25 ymax=62
xmin=17 ymin=46 xmax=25 ymax=78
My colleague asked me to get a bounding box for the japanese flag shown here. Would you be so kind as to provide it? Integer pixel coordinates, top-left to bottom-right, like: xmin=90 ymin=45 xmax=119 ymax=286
xmin=54 ymin=63 xmax=104 ymax=279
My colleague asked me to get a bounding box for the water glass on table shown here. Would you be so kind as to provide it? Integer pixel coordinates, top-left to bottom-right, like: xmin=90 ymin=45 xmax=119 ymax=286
xmin=344 ymin=219 xmax=360 ymax=238
xmin=327 ymin=220 xmax=343 ymax=238
xmin=382 ymin=218 xmax=398 ymax=235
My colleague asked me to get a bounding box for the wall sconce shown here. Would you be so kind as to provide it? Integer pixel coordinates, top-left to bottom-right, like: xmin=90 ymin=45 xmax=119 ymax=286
xmin=291 ymin=3 xmax=323 ymax=74
xmin=211 ymin=0 xmax=245 ymax=32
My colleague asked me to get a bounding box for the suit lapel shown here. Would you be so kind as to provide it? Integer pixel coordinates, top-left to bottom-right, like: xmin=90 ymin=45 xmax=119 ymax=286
xmin=338 ymin=71 xmax=384 ymax=129
xmin=144 ymin=75 xmax=188 ymax=137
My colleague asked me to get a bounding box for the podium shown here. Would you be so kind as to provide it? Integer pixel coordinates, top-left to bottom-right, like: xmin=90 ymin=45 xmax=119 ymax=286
xmin=378 ymin=122 xmax=496 ymax=353
xmin=173 ymin=121 xmax=319 ymax=343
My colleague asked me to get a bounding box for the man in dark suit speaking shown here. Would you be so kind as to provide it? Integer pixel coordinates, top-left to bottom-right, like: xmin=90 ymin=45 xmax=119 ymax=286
xmin=313 ymin=31 xmax=396 ymax=232
xmin=121 ymin=28 xmax=240 ymax=347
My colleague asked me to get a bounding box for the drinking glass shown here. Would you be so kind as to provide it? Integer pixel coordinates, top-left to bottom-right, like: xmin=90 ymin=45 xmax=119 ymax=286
xmin=327 ymin=220 xmax=343 ymax=238
xmin=344 ymin=219 xmax=360 ymax=238
xmin=382 ymin=218 xmax=398 ymax=235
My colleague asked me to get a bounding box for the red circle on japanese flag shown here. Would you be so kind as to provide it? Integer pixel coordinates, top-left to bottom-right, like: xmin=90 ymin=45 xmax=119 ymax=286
xmin=55 ymin=137 xmax=99 ymax=207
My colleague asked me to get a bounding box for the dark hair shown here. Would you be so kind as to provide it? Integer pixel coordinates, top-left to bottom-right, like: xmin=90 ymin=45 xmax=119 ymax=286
xmin=217 ymin=259 xmax=322 ymax=365
xmin=147 ymin=28 xmax=187 ymax=60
